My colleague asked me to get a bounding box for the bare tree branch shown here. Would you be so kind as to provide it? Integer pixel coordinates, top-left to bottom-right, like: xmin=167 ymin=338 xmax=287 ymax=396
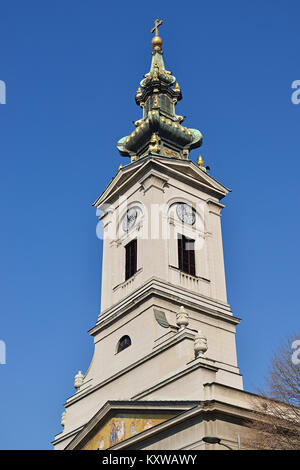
xmin=246 ymin=331 xmax=300 ymax=450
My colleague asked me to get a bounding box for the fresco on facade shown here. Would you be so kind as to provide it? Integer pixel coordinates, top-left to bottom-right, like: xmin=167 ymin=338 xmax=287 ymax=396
xmin=81 ymin=413 xmax=173 ymax=450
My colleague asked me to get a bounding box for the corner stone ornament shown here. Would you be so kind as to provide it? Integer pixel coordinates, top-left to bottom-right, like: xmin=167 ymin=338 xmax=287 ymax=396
xmin=176 ymin=306 xmax=189 ymax=330
xmin=61 ymin=411 xmax=66 ymax=427
xmin=74 ymin=370 xmax=84 ymax=390
xmin=194 ymin=330 xmax=208 ymax=358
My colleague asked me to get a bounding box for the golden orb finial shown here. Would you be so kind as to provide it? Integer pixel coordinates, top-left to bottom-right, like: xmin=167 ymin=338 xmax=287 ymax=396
xmin=152 ymin=35 xmax=163 ymax=52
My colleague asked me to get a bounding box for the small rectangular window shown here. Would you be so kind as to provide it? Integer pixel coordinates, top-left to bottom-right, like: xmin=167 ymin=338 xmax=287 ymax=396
xmin=125 ymin=239 xmax=137 ymax=280
xmin=178 ymin=234 xmax=195 ymax=276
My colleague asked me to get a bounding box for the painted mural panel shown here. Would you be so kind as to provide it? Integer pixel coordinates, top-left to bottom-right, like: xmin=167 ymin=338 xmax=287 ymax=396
xmin=81 ymin=413 xmax=173 ymax=450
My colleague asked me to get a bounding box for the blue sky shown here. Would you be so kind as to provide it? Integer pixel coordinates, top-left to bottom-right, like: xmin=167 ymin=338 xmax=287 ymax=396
xmin=0 ymin=0 xmax=299 ymax=449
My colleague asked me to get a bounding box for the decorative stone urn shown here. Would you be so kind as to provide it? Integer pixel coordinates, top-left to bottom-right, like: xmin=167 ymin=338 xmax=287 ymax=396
xmin=74 ymin=370 xmax=84 ymax=390
xmin=194 ymin=330 xmax=208 ymax=358
xmin=61 ymin=411 xmax=66 ymax=427
xmin=176 ymin=306 xmax=189 ymax=330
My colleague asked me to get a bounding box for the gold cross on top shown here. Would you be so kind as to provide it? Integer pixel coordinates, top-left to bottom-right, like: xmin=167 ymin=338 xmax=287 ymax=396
xmin=151 ymin=19 xmax=163 ymax=37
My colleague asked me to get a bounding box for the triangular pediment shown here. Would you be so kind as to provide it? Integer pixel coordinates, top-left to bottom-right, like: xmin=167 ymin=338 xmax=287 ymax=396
xmin=65 ymin=400 xmax=198 ymax=450
xmin=93 ymin=156 xmax=230 ymax=208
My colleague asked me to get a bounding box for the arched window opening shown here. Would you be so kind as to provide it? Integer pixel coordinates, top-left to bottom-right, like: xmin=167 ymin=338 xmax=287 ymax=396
xmin=117 ymin=335 xmax=131 ymax=353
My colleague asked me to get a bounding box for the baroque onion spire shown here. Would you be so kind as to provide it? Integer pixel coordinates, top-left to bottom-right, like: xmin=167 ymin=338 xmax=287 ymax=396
xmin=117 ymin=19 xmax=203 ymax=162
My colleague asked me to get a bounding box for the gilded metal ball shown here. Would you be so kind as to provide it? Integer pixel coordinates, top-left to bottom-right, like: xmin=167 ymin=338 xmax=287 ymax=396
xmin=152 ymin=36 xmax=162 ymax=50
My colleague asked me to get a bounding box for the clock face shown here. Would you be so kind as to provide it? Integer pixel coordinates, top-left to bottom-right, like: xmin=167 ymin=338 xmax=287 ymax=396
xmin=122 ymin=208 xmax=137 ymax=232
xmin=176 ymin=203 xmax=195 ymax=225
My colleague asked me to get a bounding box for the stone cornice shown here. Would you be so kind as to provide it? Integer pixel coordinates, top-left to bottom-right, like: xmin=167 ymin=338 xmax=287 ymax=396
xmin=131 ymin=356 xmax=219 ymax=400
xmin=89 ymin=277 xmax=240 ymax=337
xmin=52 ymin=424 xmax=85 ymax=447
xmin=109 ymin=401 xmax=253 ymax=450
xmin=63 ymin=400 xmax=201 ymax=450
xmin=93 ymin=157 xmax=229 ymax=208
xmin=63 ymin=383 xmax=256 ymax=450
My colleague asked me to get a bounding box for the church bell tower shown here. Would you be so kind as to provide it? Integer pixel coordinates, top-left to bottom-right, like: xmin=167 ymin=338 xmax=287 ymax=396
xmin=53 ymin=21 xmax=247 ymax=451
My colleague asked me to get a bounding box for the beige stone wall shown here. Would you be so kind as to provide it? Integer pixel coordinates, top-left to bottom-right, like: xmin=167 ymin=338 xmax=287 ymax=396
xmin=53 ymin=160 xmax=244 ymax=450
xmin=100 ymin=164 xmax=228 ymax=312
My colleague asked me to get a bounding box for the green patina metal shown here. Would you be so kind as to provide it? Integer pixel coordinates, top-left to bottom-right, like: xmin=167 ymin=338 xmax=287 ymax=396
xmin=117 ymin=21 xmax=203 ymax=162
xmin=154 ymin=310 xmax=170 ymax=329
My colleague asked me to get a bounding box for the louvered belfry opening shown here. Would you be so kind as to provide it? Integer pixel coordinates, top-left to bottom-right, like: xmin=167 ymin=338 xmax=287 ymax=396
xmin=178 ymin=234 xmax=195 ymax=276
xmin=125 ymin=239 xmax=137 ymax=280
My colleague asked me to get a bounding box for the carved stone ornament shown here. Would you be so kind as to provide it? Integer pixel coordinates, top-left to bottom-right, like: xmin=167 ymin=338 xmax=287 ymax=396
xmin=61 ymin=411 xmax=66 ymax=427
xmin=74 ymin=370 xmax=84 ymax=390
xmin=194 ymin=330 xmax=208 ymax=358
xmin=176 ymin=306 xmax=189 ymax=330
